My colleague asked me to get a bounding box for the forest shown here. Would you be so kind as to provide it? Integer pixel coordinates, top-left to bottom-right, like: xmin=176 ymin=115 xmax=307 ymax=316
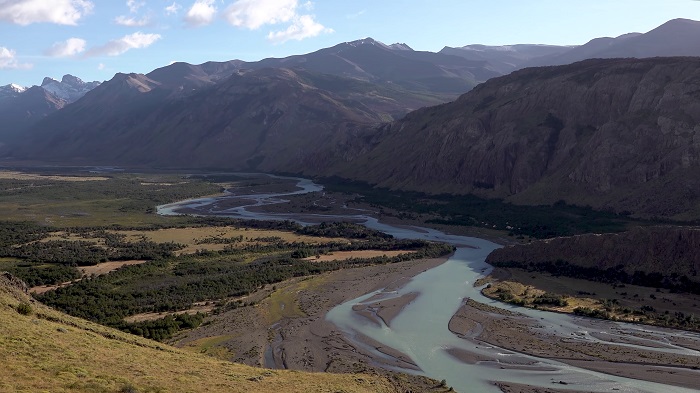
xmin=321 ymin=177 xmax=640 ymax=238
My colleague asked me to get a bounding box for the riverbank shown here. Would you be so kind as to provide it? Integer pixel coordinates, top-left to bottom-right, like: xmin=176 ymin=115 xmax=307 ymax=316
xmin=159 ymin=173 xmax=700 ymax=392
xmin=447 ymin=299 xmax=700 ymax=390
xmin=173 ymin=256 xmax=450 ymax=391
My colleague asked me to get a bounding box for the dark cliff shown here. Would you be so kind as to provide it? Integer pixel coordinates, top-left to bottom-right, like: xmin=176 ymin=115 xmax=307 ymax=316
xmin=324 ymin=57 xmax=700 ymax=219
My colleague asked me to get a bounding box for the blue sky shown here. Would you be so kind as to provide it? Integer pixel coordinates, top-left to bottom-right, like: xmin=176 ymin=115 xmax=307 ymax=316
xmin=1 ymin=0 xmax=699 ymax=86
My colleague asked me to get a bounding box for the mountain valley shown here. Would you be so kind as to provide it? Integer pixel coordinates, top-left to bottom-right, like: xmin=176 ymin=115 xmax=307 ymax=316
xmin=3 ymin=13 xmax=700 ymax=393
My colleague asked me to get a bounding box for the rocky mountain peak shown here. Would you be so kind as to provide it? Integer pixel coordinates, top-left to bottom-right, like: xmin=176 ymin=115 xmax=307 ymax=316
xmin=389 ymin=43 xmax=413 ymax=51
xmin=60 ymin=74 xmax=85 ymax=87
xmin=0 ymin=83 xmax=26 ymax=98
xmin=41 ymin=77 xmax=58 ymax=86
xmin=8 ymin=83 xmax=25 ymax=93
xmin=40 ymin=74 xmax=101 ymax=103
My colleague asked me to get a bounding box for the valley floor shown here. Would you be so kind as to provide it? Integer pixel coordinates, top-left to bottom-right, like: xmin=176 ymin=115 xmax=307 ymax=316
xmin=173 ymin=256 xmax=451 ymax=391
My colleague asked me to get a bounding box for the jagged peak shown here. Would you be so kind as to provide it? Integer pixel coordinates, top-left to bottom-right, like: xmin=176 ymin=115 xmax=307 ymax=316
xmin=41 ymin=77 xmax=59 ymax=86
xmin=343 ymin=37 xmax=392 ymax=50
xmin=389 ymin=43 xmax=413 ymax=51
xmin=61 ymin=74 xmax=84 ymax=86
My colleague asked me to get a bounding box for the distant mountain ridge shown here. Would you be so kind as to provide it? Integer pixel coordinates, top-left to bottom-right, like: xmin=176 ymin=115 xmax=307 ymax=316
xmin=12 ymin=68 xmax=401 ymax=169
xmin=7 ymin=19 xmax=700 ymax=221
xmin=439 ymin=44 xmax=572 ymax=74
xmin=442 ymin=18 xmax=700 ymax=72
xmin=41 ymin=74 xmax=101 ymax=103
xmin=0 ymin=74 xmax=100 ymax=138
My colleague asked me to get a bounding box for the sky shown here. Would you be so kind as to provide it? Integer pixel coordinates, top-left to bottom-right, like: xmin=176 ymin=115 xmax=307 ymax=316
xmin=1 ymin=0 xmax=700 ymax=87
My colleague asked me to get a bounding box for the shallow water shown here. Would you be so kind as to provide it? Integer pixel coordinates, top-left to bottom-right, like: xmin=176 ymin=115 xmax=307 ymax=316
xmin=158 ymin=174 xmax=700 ymax=393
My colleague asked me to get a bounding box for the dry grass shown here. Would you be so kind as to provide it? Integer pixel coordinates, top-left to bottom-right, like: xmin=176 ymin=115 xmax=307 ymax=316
xmin=304 ymin=250 xmax=408 ymax=262
xmin=124 ymin=302 xmax=215 ymax=323
xmin=0 ymin=277 xmax=401 ymax=393
xmin=115 ymin=226 xmax=347 ymax=255
xmin=182 ymin=335 xmax=237 ymax=360
xmin=29 ymin=261 xmax=149 ymax=295
xmin=0 ymin=199 xmax=188 ymax=227
xmin=80 ymin=260 xmax=148 ymax=276
xmin=0 ymin=171 xmax=108 ymax=182
xmin=495 ymin=269 xmax=700 ymax=322
xmin=482 ymin=279 xmax=600 ymax=313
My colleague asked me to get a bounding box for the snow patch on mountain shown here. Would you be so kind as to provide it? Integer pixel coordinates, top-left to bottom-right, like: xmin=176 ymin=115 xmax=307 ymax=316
xmin=0 ymin=83 xmax=26 ymax=99
xmin=41 ymin=75 xmax=101 ymax=103
xmin=389 ymin=43 xmax=413 ymax=51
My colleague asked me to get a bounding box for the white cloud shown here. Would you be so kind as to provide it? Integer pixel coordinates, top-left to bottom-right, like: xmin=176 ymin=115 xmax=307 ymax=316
xmin=45 ymin=37 xmax=86 ymax=57
xmin=0 ymin=46 xmax=32 ymax=69
xmin=115 ymin=15 xmax=150 ymax=26
xmin=126 ymin=0 xmax=144 ymax=13
xmin=223 ymin=0 xmax=296 ymax=29
xmin=184 ymin=0 xmax=216 ymax=27
xmin=222 ymin=0 xmax=331 ymax=43
xmin=85 ymin=32 xmax=161 ymax=57
xmin=165 ymin=2 xmax=180 ymax=15
xmin=97 ymin=62 xmax=105 ymax=70
xmin=267 ymin=14 xmax=332 ymax=44
xmin=0 ymin=0 xmax=93 ymax=25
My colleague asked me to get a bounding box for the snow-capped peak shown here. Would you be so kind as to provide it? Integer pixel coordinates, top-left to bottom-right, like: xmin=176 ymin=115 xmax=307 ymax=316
xmin=40 ymin=74 xmax=101 ymax=103
xmin=344 ymin=38 xmax=394 ymax=50
xmin=8 ymin=83 xmax=26 ymax=93
xmin=0 ymin=83 xmax=27 ymax=99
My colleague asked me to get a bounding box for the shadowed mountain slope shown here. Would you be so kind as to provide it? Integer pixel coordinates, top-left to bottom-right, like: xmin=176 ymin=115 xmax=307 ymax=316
xmin=318 ymin=57 xmax=700 ymax=219
xmin=486 ymin=227 xmax=700 ymax=293
xmin=0 ymin=86 xmax=66 ymax=143
xmin=13 ymin=68 xmax=399 ymax=170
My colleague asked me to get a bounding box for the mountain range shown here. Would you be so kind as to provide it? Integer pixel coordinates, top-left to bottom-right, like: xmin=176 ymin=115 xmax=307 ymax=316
xmin=0 ymin=75 xmax=100 ymax=140
xmin=40 ymin=74 xmax=101 ymax=102
xmin=5 ymin=18 xmax=700 ymax=219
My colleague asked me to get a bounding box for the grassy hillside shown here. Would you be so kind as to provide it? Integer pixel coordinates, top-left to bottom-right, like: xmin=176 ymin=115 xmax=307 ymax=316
xmin=0 ymin=273 xmax=405 ymax=393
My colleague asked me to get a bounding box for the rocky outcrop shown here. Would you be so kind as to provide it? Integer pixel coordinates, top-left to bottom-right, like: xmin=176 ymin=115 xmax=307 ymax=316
xmin=325 ymin=57 xmax=700 ymax=219
xmin=1 ymin=272 xmax=28 ymax=294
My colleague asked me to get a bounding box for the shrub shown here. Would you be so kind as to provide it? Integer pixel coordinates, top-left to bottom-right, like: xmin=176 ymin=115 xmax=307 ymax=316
xmin=16 ymin=302 xmax=32 ymax=315
xmin=119 ymin=383 xmax=139 ymax=393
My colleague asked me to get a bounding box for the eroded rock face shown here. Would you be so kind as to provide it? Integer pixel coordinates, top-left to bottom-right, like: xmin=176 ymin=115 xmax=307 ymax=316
xmin=1 ymin=272 xmax=28 ymax=294
xmin=328 ymin=58 xmax=700 ymax=218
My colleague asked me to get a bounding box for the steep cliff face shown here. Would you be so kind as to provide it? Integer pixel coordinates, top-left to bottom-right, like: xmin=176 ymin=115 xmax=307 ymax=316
xmin=485 ymin=226 xmax=700 ymax=291
xmin=325 ymin=58 xmax=700 ymax=219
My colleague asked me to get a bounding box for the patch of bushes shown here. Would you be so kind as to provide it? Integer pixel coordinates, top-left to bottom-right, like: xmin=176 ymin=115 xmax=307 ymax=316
xmin=16 ymin=302 xmax=32 ymax=315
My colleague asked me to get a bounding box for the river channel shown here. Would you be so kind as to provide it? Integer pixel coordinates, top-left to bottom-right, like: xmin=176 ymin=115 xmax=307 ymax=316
xmin=158 ymin=174 xmax=700 ymax=393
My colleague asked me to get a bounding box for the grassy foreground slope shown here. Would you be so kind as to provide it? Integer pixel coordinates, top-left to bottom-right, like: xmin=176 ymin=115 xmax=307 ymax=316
xmin=0 ymin=274 xmax=400 ymax=393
